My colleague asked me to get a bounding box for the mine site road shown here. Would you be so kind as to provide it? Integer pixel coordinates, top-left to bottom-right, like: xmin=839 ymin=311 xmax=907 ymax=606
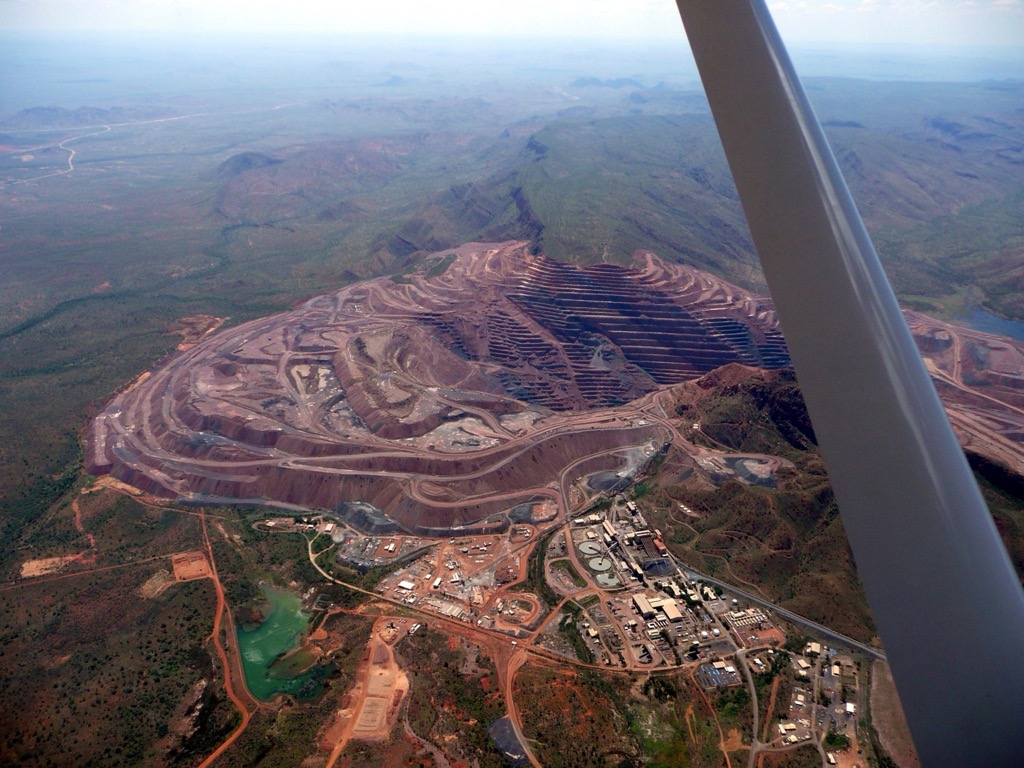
xmin=111 ymin=400 xmax=666 ymax=493
xmin=680 ymin=566 xmax=886 ymax=662
xmin=304 ymin=532 xmax=701 ymax=677
xmin=928 ymin=357 xmax=1024 ymax=420
xmin=105 ymin=290 xmax=791 ymax=505
xmin=197 ymin=511 xmax=254 ymax=768
xmin=111 ymin=329 xmax=662 ymax=467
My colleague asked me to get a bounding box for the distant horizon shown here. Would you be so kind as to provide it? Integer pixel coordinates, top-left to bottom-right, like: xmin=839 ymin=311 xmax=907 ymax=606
xmin=3 ymin=28 xmax=1024 ymax=52
xmin=1 ymin=31 xmax=1022 ymax=121
xmin=2 ymin=0 xmax=1023 ymax=47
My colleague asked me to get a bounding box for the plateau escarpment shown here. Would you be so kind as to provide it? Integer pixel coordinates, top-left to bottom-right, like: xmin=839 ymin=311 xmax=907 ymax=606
xmin=87 ymin=242 xmax=791 ymax=533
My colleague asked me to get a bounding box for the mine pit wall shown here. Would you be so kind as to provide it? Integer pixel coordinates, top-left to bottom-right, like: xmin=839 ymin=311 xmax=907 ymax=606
xmin=86 ymin=416 xmax=113 ymax=476
xmin=348 ymin=381 xmax=448 ymax=439
xmin=86 ymin=245 xmax=798 ymax=532
xmin=249 ymin=466 xmax=512 ymax=531
xmin=510 ymin=253 xmax=791 ymax=387
xmin=272 ymin=433 xmax=370 ymax=458
xmin=96 ymin=423 xmax=667 ymax=534
xmin=160 ymin=397 xmax=373 ymax=459
xmin=100 ymin=458 xmax=492 ymax=532
xmin=978 ymin=370 xmax=1024 ymax=401
xmin=415 ymin=425 xmax=667 ymax=500
xmin=108 ymin=461 xmax=178 ymax=498
xmin=175 ymin=396 xmax=282 ymax=449
xmin=333 ymin=342 xmax=476 ymax=440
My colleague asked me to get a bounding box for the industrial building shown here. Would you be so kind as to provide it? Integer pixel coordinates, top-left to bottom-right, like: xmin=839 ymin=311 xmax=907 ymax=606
xmin=633 ymin=594 xmax=655 ymax=619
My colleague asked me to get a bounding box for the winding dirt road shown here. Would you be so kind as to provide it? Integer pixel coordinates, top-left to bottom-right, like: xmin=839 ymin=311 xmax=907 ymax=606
xmin=196 ymin=511 xmax=255 ymax=768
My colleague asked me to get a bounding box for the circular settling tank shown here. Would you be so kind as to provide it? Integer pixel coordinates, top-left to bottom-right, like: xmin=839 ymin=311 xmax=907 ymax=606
xmin=578 ymin=541 xmax=602 ymax=556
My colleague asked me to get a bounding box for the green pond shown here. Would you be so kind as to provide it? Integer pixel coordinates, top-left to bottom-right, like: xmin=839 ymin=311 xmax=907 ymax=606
xmin=237 ymin=584 xmax=328 ymax=701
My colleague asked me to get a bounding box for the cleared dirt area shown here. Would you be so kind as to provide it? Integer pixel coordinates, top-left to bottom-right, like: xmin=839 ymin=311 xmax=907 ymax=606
xmin=166 ymin=314 xmax=226 ymax=350
xmin=351 ymin=624 xmax=409 ymax=739
xmin=171 ymin=550 xmax=212 ymax=581
xmin=325 ymin=618 xmax=411 ymax=767
xmin=137 ymin=569 xmax=175 ymax=598
xmin=19 ymin=554 xmax=85 ymax=578
xmin=722 ymin=728 xmax=745 ymax=753
xmin=85 ymin=476 xmax=144 ymax=496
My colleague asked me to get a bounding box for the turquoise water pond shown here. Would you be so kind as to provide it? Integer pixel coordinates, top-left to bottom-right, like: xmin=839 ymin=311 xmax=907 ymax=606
xmin=236 ymin=584 xmax=328 ymax=701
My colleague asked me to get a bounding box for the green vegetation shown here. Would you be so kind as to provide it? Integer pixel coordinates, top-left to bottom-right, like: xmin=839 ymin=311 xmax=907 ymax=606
xmin=424 ymin=252 xmax=457 ymax=278
xmin=969 ymin=455 xmax=1024 ymax=580
xmin=825 ymin=732 xmax=852 ymax=750
xmin=551 ymin=558 xmax=586 ymax=588
xmin=329 ymin=737 xmax=426 ymax=768
xmin=713 ymin=683 xmax=752 ymax=737
xmin=211 ymin=513 xmax=322 ymax=603
xmin=0 ymin=567 xmax=229 ymax=767
xmin=215 ymin=612 xmax=374 ymax=767
xmin=642 ymin=675 xmax=678 ymax=703
xmin=401 ymin=628 xmax=507 ymax=767
xmin=515 ymin=665 xmax=637 ymax=768
xmin=559 ymin=601 xmax=596 ymax=664
xmin=511 ymin=528 xmax=560 ymax=607
xmin=858 ymin=665 xmax=902 ymax=768
xmin=755 ymin=651 xmax=794 ymax=727
xmin=754 ymin=650 xmax=790 ymax=688
xmin=872 ymin=189 xmax=1024 ymax=321
xmin=645 ymin=373 xmax=879 ymax=641
xmin=632 ymin=481 xmax=654 ymax=499
xmin=85 ymin=494 xmax=201 ymax=566
xmin=516 ymin=664 xmax=728 ymax=768
xmin=762 ymin=745 xmax=825 ymax=768
xmin=513 ymin=114 xmax=763 ymax=284
xmin=679 ymin=369 xmax=817 ymax=459
xmin=783 ymin=634 xmax=811 ymax=654
xmin=0 ymin=447 xmax=82 ymax=574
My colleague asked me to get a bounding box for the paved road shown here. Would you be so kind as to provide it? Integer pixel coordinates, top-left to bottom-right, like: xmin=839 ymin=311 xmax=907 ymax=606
xmin=680 ymin=566 xmax=887 ymax=661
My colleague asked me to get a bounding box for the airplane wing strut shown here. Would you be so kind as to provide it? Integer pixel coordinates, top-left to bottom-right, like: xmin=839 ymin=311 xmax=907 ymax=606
xmin=673 ymin=2 xmax=1024 ymax=765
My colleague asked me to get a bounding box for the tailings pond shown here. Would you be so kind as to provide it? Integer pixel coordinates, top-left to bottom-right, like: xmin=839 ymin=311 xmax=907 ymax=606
xmin=237 ymin=584 xmax=328 ymax=700
xmin=964 ymin=307 xmax=1024 ymax=342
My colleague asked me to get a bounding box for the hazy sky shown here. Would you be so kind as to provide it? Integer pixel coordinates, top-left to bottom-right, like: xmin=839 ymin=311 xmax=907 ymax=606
xmin=1 ymin=0 xmax=1022 ymax=47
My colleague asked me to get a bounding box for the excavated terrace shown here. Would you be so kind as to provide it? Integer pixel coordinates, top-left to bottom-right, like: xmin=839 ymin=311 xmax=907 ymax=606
xmin=87 ymin=240 xmax=898 ymax=533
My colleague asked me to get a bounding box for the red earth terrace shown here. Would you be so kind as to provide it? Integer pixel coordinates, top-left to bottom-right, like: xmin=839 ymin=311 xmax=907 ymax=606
xmin=88 ymin=241 xmax=1024 ymax=534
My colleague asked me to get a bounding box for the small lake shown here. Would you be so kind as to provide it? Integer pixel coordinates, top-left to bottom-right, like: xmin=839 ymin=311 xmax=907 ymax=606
xmin=236 ymin=584 xmax=326 ymax=701
xmin=962 ymin=307 xmax=1024 ymax=342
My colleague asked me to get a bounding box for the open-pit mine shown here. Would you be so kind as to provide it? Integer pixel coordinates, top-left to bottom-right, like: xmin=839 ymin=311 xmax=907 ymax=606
xmin=88 ymin=240 xmax=1024 ymax=534
xmin=87 ymin=242 xmax=792 ymax=534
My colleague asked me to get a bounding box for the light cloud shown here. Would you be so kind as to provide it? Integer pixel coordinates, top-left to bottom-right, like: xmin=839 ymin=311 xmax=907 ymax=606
xmin=769 ymin=0 xmax=1024 ymax=45
xmin=0 ymin=0 xmax=683 ymax=38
